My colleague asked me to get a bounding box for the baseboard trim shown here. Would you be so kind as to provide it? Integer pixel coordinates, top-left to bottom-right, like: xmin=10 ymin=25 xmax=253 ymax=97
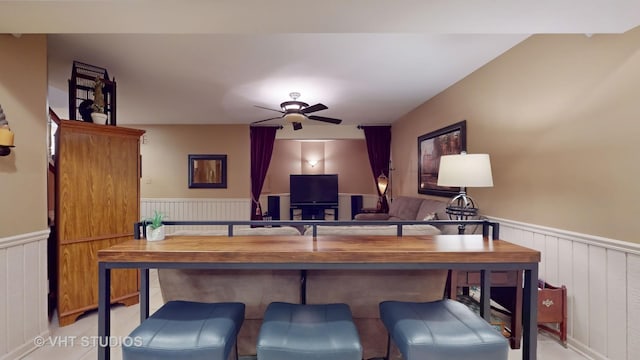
xmin=567 ymin=337 xmax=605 ymax=360
xmin=1 ymin=329 xmax=49 ymax=360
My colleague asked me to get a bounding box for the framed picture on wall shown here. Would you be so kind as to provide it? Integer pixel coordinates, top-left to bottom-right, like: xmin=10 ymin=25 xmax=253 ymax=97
xmin=188 ymin=154 xmax=228 ymax=188
xmin=417 ymin=120 xmax=467 ymax=197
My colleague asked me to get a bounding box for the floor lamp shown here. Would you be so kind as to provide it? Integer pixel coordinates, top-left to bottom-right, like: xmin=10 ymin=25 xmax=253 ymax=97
xmin=437 ymin=152 xmax=493 ymax=233
xmin=377 ymin=173 xmax=389 ymax=212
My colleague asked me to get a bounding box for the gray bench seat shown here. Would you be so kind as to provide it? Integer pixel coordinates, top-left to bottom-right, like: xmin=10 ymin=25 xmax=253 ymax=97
xmin=122 ymin=300 xmax=245 ymax=360
xmin=379 ymin=299 xmax=508 ymax=360
xmin=257 ymin=302 xmax=362 ymax=360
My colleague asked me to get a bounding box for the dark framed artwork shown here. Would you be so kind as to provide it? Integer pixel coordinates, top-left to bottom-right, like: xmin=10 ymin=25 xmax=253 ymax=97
xmin=188 ymin=154 xmax=227 ymax=189
xmin=417 ymin=120 xmax=467 ymax=197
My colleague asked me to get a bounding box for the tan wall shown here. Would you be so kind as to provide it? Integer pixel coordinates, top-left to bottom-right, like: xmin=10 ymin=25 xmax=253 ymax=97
xmin=265 ymin=139 xmax=376 ymax=195
xmin=0 ymin=35 xmax=48 ymax=237
xmin=137 ymin=127 xmax=375 ymax=198
xmin=263 ymin=140 xmax=301 ymax=194
xmin=301 ymin=142 xmax=325 ymax=174
xmin=392 ymin=29 xmax=640 ymax=243
xmin=325 ymin=139 xmax=376 ymax=194
xmin=136 ymin=125 xmax=250 ymax=198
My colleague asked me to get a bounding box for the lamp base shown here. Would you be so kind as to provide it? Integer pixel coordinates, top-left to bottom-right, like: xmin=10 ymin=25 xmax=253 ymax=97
xmin=0 ymin=145 xmax=13 ymax=156
xmin=446 ymin=191 xmax=478 ymax=234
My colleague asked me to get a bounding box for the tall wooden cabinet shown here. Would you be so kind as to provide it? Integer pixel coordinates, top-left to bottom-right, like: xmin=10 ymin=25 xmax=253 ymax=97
xmin=55 ymin=120 xmax=144 ymax=326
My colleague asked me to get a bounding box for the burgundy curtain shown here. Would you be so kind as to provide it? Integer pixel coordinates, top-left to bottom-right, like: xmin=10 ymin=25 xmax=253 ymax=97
xmin=362 ymin=125 xmax=391 ymax=212
xmin=250 ymin=126 xmax=278 ymax=220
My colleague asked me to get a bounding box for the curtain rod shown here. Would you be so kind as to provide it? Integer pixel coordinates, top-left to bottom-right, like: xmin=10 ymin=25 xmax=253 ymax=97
xmin=250 ymin=125 xmax=284 ymax=129
xmin=357 ymin=124 xmax=391 ymax=129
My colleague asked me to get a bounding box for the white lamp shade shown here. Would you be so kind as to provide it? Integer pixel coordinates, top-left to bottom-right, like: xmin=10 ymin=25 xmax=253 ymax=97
xmin=283 ymin=112 xmax=305 ymax=123
xmin=437 ymin=153 xmax=493 ymax=187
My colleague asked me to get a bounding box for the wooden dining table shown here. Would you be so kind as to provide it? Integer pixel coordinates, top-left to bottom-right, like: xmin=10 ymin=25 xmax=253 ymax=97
xmin=97 ymin=233 xmax=540 ymax=360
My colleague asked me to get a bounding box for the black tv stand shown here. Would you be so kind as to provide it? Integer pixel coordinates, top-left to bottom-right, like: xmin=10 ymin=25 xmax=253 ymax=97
xmin=290 ymin=204 xmax=339 ymax=220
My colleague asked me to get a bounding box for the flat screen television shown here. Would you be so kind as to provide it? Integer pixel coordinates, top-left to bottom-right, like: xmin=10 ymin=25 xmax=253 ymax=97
xmin=290 ymin=174 xmax=339 ymax=206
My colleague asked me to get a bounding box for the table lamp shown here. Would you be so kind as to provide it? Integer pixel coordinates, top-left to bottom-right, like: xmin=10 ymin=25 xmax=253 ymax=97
xmin=437 ymin=152 xmax=493 ymax=231
xmin=0 ymin=104 xmax=15 ymax=156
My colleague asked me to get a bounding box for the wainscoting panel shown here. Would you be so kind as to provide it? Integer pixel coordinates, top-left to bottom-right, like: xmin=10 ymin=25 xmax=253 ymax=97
xmin=493 ymin=217 xmax=640 ymax=360
xmin=588 ymin=246 xmax=607 ymax=355
xmin=141 ymin=198 xmax=251 ymax=233
xmin=142 ymin=195 xmax=381 ymax=229
xmin=607 ymin=250 xmax=628 ymax=360
xmin=627 ymin=254 xmax=640 ymax=359
xmin=572 ymin=242 xmax=590 ymax=350
xmin=0 ymin=230 xmax=50 ymax=360
xmin=0 ymin=245 xmax=6 ymax=357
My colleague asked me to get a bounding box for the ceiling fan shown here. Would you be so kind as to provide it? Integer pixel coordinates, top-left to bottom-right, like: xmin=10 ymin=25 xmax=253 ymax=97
xmin=251 ymin=92 xmax=342 ymax=130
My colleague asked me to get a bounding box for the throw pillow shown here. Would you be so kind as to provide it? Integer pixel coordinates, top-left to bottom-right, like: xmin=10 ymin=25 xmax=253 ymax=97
xmin=423 ymin=212 xmax=437 ymax=221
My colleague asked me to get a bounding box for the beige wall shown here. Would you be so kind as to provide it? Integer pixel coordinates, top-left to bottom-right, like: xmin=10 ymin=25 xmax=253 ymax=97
xmin=263 ymin=139 xmax=300 ymax=193
xmin=0 ymin=35 xmax=48 ymax=237
xmin=392 ymin=28 xmax=640 ymax=243
xmin=137 ymin=127 xmax=376 ymax=198
xmin=325 ymin=139 xmax=376 ymax=194
xmin=265 ymin=139 xmax=376 ymax=195
xmin=136 ymin=125 xmax=250 ymax=198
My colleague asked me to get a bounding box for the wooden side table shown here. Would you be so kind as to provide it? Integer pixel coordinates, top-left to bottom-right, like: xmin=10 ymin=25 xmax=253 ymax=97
xmin=450 ymin=270 xmax=523 ymax=349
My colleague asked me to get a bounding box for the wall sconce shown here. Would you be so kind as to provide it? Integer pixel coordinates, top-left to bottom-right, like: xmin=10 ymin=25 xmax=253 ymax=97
xmin=0 ymin=104 xmax=15 ymax=157
xmin=307 ymin=159 xmax=319 ymax=167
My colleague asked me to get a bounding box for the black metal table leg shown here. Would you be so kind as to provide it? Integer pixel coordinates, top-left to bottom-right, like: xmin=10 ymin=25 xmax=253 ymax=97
xmin=98 ymin=263 xmax=111 ymax=360
xmin=522 ymin=266 xmax=539 ymax=360
xmin=140 ymin=268 xmax=150 ymax=322
xmin=479 ymin=269 xmax=491 ymax=321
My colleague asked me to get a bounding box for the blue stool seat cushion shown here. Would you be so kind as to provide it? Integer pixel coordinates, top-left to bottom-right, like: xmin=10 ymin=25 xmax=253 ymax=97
xmin=380 ymin=299 xmax=508 ymax=360
xmin=257 ymin=302 xmax=363 ymax=360
xmin=122 ymin=300 xmax=245 ymax=360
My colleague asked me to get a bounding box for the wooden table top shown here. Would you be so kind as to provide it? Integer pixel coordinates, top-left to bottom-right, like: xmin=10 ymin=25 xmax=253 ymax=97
xmin=98 ymin=234 xmax=540 ymax=264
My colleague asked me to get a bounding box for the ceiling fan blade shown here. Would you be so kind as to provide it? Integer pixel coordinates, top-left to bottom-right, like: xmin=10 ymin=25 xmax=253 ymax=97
xmin=301 ymin=103 xmax=328 ymax=114
xmin=251 ymin=116 xmax=282 ymax=125
xmin=308 ymin=115 xmax=342 ymax=124
xmin=254 ymin=105 xmax=284 ymax=114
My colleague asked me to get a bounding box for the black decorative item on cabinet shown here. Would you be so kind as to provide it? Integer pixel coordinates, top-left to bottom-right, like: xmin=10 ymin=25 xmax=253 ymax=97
xmin=68 ymin=61 xmax=117 ymax=125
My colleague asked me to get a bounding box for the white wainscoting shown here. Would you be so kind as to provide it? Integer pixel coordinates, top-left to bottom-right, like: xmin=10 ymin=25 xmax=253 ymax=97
xmin=0 ymin=230 xmax=50 ymax=360
xmin=142 ymin=194 xmax=380 ymax=230
xmin=141 ymin=198 xmax=251 ymax=233
xmin=490 ymin=216 xmax=640 ymax=360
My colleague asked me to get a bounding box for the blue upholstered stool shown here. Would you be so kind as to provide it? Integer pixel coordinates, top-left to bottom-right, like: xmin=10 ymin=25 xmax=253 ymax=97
xmin=122 ymin=300 xmax=245 ymax=360
xmin=379 ymin=299 xmax=508 ymax=360
xmin=257 ymin=302 xmax=363 ymax=360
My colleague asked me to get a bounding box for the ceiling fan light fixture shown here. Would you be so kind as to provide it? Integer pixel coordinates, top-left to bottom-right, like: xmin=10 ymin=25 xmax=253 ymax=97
xmin=251 ymin=92 xmax=342 ymax=128
xmin=283 ymin=112 xmax=305 ymax=123
xmin=281 ymin=100 xmax=308 ymax=111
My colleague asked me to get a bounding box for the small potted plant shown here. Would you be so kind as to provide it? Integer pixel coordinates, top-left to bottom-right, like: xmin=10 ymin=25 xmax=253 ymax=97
xmin=90 ymin=77 xmax=108 ymax=124
xmin=145 ymin=210 xmax=166 ymax=241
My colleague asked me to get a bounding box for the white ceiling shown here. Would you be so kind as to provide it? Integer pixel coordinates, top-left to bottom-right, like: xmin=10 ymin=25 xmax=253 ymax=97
xmin=3 ymin=1 xmax=640 ymax=129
